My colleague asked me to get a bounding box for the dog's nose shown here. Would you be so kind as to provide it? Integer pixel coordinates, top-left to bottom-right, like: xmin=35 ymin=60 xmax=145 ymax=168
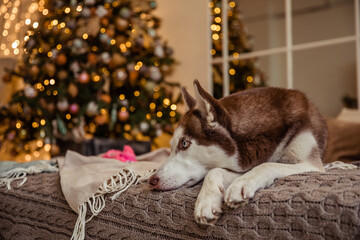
xmin=149 ymin=175 xmax=159 ymax=187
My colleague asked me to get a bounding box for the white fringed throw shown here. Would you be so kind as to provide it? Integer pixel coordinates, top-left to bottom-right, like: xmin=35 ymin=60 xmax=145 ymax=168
xmin=57 ymin=149 xmax=169 ymax=240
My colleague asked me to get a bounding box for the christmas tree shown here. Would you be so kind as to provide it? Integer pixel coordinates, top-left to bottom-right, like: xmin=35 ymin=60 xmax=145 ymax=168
xmin=209 ymin=0 xmax=266 ymax=98
xmin=1 ymin=0 xmax=181 ymax=158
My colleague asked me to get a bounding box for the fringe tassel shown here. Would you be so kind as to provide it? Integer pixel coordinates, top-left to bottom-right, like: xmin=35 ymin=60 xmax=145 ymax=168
xmin=70 ymin=203 xmax=87 ymax=240
xmin=0 ymin=162 xmax=59 ymax=191
xmin=70 ymin=167 xmax=155 ymax=240
xmin=324 ymin=161 xmax=358 ymax=171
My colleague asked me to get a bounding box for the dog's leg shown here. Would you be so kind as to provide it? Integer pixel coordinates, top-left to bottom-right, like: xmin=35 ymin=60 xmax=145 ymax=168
xmin=194 ymin=168 xmax=241 ymax=225
xmin=224 ymin=161 xmax=322 ymax=208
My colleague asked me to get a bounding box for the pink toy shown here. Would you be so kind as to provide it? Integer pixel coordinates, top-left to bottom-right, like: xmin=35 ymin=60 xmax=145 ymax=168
xmin=101 ymin=145 xmax=137 ymax=162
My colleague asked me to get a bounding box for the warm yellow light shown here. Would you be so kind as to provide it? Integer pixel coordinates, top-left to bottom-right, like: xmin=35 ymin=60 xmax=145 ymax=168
xmin=121 ymin=107 xmax=127 ymax=112
xmin=229 ymin=69 xmax=235 ymax=75
xmin=124 ymin=124 xmax=131 ymax=131
xmin=76 ymin=6 xmax=82 ymax=12
xmin=64 ymin=28 xmax=70 ymax=34
xmin=215 ymin=17 xmax=221 ymax=23
xmin=212 ymin=33 xmax=219 ymax=40
xmin=37 ymin=140 xmax=44 ymax=148
xmin=119 ymin=44 xmax=126 ymax=52
xmin=33 ymin=22 xmax=39 ymax=28
xmin=208 ymin=2 xmax=214 ymax=8
xmin=214 ymin=7 xmax=221 ymax=14
xmin=25 ymin=154 xmax=32 ymax=162
xmin=100 ymin=28 xmax=106 ymax=33
xmin=170 ymin=104 xmax=177 ymax=111
xmin=211 ymin=24 xmax=217 ymax=31
xmin=163 ymin=98 xmax=170 ymax=106
xmin=44 ymin=144 xmax=51 ymax=152
xmin=110 ymin=39 xmax=116 ymax=45
xmin=100 ymin=108 xmax=106 ymax=114
xmin=53 ymin=90 xmax=58 ymax=95
xmin=157 ymin=111 xmax=163 ymax=118
xmin=16 ymin=122 xmax=22 ymax=128
xmin=50 ymin=79 xmax=55 ymax=85
xmin=210 ymin=49 xmax=216 ymax=55
xmin=83 ymin=33 xmax=88 ymax=39
xmin=125 ymin=41 xmax=131 ymax=47
xmin=25 ymin=19 xmax=31 ymax=25
xmin=52 ymin=19 xmax=58 ymax=26
xmin=229 ymin=1 xmax=236 ymax=8
xmin=34 ymin=151 xmax=40 ymax=158
xmin=32 ymin=122 xmax=39 ymax=128
xmin=93 ymin=75 xmax=100 ymax=82
xmin=66 ymin=114 xmax=71 ymax=119
xmin=59 ymin=22 xmax=66 ymax=28
xmin=43 ymin=9 xmax=49 ymax=15
xmin=56 ymin=44 xmax=62 ymax=50
xmin=47 ymin=51 xmax=52 ymax=57
xmin=119 ymin=94 xmax=125 ymax=100
xmin=170 ymin=111 xmax=176 ymax=117
xmin=40 ymin=119 xmax=46 ymax=125
xmin=134 ymin=91 xmax=140 ymax=97
xmin=64 ymin=7 xmax=70 ymax=13
xmin=44 ymin=79 xmax=49 ymax=85
xmin=149 ymin=103 xmax=156 ymax=110
xmin=134 ymin=65 xmax=140 ymax=71
xmin=247 ymin=76 xmax=254 ymax=83
xmin=146 ymin=114 xmax=151 ymax=120
xmin=3 ymin=30 xmax=8 ymax=37
xmin=233 ymin=52 xmax=239 ymax=58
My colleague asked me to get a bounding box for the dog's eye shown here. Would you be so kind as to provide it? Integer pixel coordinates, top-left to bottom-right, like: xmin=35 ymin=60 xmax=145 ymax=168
xmin=179 ymin=139 xmax=191 ymax=150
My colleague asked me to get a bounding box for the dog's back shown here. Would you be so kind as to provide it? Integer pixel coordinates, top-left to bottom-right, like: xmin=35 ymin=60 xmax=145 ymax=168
xmin=220 ymin=87 xmax=328 ymax=170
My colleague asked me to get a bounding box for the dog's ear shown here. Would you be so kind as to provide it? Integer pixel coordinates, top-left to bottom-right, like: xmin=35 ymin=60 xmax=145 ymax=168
xmin=181 ymin=86 xmax=196 ymax=110
xmin=193 ymin=80 xmax=230 ymax=128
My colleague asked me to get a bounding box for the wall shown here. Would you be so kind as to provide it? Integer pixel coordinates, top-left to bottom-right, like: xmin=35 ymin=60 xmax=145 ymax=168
xmin=155 ymin=0 xmax=211 ymax=101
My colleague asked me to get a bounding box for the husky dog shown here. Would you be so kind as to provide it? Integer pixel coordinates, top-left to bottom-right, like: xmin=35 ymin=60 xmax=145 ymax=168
xmin=149 ymin=80 xmax=327 ymax=225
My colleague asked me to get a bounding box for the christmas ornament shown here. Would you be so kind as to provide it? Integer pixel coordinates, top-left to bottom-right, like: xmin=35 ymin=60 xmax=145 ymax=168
xmin=100 ymin=94 xmax=112 ymax=104
xmin=96 ymin=5 xmax=107 ymax=18
xmin=69 ymin=103 xmax=80 ymax=114
xmin=44 ymin=63 xmax=56 ymax=76
xmin=115 ymin=17 xmax=129 ymax=31
xmin=95 ymin=114 xmax=108 ymax=125
xmin=47 ymin=102 xmax=55 ymax=113
xmin=86 ymin=101 xmax=98 ymax=116
xmin=30 ymin=65 xmax=40 ymax=76
xmin=24 ymin=85 xmax=37 ymax=98
xmin=70 ymin=61 xmax=81 ymax=74
xmin=114 ymin=69 xmax=127 ymax=82
xmin=56 ymin=116 xmax=67 ymax=136
xmin=56 ymin=53 xmax=67 ymax=65
xmin=68 ymin=83 xmax=78 ymax=97
xmin=87 ymin=53 xmax=98 ymax=65
xmin=149 ymin=66 xmax=161 ymax=81
xmin=154 ymin=45 xmax=164 ymax=58
xmin=100 ymin=33 xmax=111 ymax=44
xmin=57 ymin=99 xmax=69 ymax=112
xmin=78 ymin=71 xmax=90 ymax=84
xmin=139 ymin=121 xmax=150 ymax=132
xmin=119 ymin=7 xmax=131 ymax=19
xmin=82 ymin=7 xmax=91 ymax=17
xmin=109 ymin=53 xmax=126 ymax=68
xmin=118 ymin=110 xmax=129 ymax=121
xmin=101 ymin=52 xmax=111 ymax=64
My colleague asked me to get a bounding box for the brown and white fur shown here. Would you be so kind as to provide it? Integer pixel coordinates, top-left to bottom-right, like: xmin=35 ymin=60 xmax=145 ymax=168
xmin=149 ymin=80 xmax=327 ymax=225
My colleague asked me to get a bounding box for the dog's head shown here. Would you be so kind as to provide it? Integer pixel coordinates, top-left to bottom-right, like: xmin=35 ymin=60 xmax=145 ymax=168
xmin=149 ymin=80 xmax=239 ymax=191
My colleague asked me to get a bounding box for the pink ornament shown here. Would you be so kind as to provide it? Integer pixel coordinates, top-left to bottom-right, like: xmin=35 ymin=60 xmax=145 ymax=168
xmin=118 ymin=110 xmax=129 ymax=122
xmin=78 ymin=71 xmax=90 ymax=84
xmin=101 ymin=145 xmax=136 ymax=162
xmin=69 ymin=103 xmax=80 ymax=114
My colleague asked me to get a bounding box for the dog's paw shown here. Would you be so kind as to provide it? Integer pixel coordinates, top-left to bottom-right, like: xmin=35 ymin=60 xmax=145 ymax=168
xmin=194 ymin=186 xmax=223 ymax=225
xmin=224 ymin=177 xmax=257 ymax=208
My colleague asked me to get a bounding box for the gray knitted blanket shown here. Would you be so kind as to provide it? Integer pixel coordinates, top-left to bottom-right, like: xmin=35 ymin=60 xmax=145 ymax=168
xmin=1 ymin=162 xmax=359 ymax=239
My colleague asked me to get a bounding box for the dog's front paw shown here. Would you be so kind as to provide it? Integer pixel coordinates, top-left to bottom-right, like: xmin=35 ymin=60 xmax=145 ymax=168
xmin=194 ymin=186 xmax=223 ymax=225
xmin=224 ymin=177 xmax=257 ymax=208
